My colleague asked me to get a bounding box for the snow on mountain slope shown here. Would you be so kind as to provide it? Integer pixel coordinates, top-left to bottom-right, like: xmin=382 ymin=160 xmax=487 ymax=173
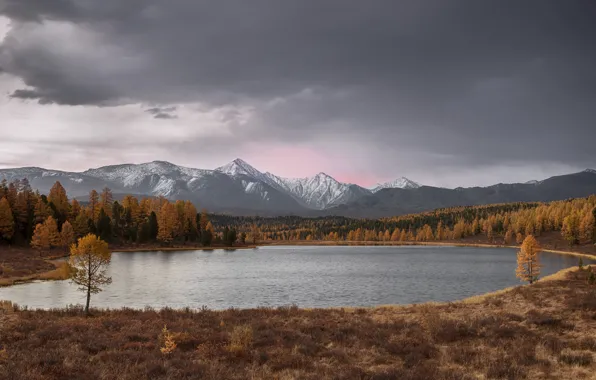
xmin=371 ymin=177 xmax=420 ymax=193
xmin=216 ymin=158 xmax=371 ymax=209
xmin=83 ymin=161 xmax=212 ymax=197
xmin=263 ymin=172 xmax=372 ymax=210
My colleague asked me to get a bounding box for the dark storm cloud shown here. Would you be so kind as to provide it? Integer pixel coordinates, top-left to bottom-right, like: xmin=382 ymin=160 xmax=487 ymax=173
xmin=146 ymin=106 xmax=178 ymax=119
xmin=1 ymin=0 xmax=595 ymax=172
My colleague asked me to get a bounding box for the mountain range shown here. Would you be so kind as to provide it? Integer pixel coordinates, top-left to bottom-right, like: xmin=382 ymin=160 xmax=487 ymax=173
xmin=1 ymin=160 xmax=595 ymax=218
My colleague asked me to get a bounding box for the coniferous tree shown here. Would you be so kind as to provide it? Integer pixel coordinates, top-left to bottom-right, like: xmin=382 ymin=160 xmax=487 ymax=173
xmin=0 ymin=197 xmax=15 ymax=242
xmin=31 ymin=223 xmax=50 ymax=256
xmin=148 ymin=212 xmax=158 ymax=241
xmin=45 ymin=216 xmax=61 ymax=248
xmin=516 ymin=235 xmax=542 ymax=284
xmin=69 ymin=234 xmax=112 ymax=316
xmin=60 ymin=220 xmax=75 ymax=250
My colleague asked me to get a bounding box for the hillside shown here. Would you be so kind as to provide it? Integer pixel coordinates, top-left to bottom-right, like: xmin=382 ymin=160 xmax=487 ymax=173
xmin=329 ymin=170 xmax=596 ymax=218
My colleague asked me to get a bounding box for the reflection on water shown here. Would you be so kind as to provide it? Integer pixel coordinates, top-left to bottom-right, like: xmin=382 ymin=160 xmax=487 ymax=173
xmin=0 ymin=246 xmax=587 ymax=310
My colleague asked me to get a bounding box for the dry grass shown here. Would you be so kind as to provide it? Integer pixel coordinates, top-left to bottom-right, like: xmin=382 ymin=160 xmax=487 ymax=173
xmin=0 ymin=247 xmax=69 ymax=287
xmin=2 ymin=268 xmax=596 ymax=379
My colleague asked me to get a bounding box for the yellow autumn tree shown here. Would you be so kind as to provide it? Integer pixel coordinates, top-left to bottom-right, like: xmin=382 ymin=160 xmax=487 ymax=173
xmin=516 ymin=235 xmax=542 ymax=284
xmin=0 ymin=197 xmax=14 ymax=242
xmin=31 ymin=223 xmax=50 ymax=256
xmin=69 ymin=234 xmax=112 ymax=315
xmin=157 ymin=202 xmax=178 ymax=243
xmin=562 ymin=212 xmax=581 ymax=245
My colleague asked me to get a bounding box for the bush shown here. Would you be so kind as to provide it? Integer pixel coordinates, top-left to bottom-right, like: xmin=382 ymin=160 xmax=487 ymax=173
xmin=228 ymin=325 xmax=253 ymax=355
xmin=159 ymin=325 xmax=177 ymax=355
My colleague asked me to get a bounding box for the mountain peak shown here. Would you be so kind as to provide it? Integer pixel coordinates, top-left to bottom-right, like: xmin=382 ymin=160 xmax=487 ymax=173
xmin=584 ymin=169 xmax=596 ymax=174
xmin=372 ymin=177 xmax=420 ymax=192
xmin=216 ymin=158 xmax=263 ymax=178
xmin=315 ymin=172 xmax=334 ymax=180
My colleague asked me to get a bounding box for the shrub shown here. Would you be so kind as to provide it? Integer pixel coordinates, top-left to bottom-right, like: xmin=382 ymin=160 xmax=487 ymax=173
xmin=159 ymin=325 xmax=177 ymax=355
xmin=228 ymin=325 xmax=253 ymax=355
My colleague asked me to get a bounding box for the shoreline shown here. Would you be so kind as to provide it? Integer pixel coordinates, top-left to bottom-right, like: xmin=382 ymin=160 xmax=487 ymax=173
xmin=113 ymin=245 xmax=258 ymax=253
xmin=264 ymin=240 xmax=596 ymax=259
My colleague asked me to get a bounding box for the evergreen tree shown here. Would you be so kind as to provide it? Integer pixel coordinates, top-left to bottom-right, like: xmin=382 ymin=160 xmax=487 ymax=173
xmin=148 ymin=211 xmax=158 ymax=241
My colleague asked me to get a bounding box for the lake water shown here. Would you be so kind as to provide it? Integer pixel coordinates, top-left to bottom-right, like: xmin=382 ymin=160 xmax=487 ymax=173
xmin=0 ymin=245 xmax=586 ymax=310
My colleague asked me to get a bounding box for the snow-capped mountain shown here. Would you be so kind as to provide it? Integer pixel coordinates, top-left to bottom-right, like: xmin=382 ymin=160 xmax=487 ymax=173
xmin=0 ymin=159 xmax=417 ymax=211
xmin=216 ymin=159 xmax=372 ymax=209
xmin=263 ymin=172 xmax=371 ymax=210
xmin=2 ymin=162 xmax=596 ymax=217
xmin=371 ymin=177 xmax=421 ymax=193
xmin=83 ymin=161 xmax=212 ymax=198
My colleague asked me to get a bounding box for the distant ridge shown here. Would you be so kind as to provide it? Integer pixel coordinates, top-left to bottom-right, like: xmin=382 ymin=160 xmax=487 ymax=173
xmin=1 ymin=160 xmax=595 ymax=217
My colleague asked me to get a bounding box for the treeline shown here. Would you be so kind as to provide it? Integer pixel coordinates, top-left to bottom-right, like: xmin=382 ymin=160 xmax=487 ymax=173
xmin=2 ymin=178 xmax=595 ymax=250
xmin=211 ymin=198 xmax=596 ymax=246
xmin=0 ymin=179 xmax=242 ymax=251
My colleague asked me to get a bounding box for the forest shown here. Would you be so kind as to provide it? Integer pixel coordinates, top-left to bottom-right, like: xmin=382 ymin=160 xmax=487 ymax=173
xmin=214 ymin=198 xmax=596 ymax=247
xmin=0 ymin=179 xmax=241 ymax=252
xmin=1 ymin=178 xmax=595 ymax=251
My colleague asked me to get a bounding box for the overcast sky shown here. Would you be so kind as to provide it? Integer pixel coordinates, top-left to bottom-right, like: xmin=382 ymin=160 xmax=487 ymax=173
xmin=0 ymin=1 xmax=595 ymax=188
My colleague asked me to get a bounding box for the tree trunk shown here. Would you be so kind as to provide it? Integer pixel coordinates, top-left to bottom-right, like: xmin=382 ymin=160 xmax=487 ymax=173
xmin=85 ymin=287 xmax=91 ymax=316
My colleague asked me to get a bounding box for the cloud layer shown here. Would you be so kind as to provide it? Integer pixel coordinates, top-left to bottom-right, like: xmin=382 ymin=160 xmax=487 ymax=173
xmin=0 ymin=1 xmax=595 ymax=187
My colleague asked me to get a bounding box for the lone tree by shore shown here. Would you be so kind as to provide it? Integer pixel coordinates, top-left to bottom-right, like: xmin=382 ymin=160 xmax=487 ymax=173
xmin=69 ymin=234 xmax=112 ymax=315
xmin=516 ymin=235 xmax=542 ymax=284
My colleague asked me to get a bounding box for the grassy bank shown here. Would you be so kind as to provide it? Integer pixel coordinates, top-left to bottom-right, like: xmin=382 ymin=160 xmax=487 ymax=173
xmin=2 ymin=267 xmax=596 ymax=379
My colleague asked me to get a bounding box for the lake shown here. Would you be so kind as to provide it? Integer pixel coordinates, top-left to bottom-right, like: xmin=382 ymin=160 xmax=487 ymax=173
xmin=0 ymin=245 xmax=586 ymax=310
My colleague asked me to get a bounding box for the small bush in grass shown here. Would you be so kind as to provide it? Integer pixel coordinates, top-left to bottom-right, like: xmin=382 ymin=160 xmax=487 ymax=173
xmin=159 ymin=325 xmax=177 ymax=355
xmin=228 ymin=325 xmax=253 ymax=355
xmin=589 ymin=272 xmax=596 ymax=286
xmin=579 ymin=257 xmax=584 ymax=270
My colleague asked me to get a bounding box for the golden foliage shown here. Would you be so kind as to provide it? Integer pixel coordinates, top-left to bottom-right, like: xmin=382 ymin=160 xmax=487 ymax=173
xmin=160 ymin=325 xmax=177 ymax=355
xmin=516 ymin=235 xmax=542 ymax=284
xmin=69 ymin=234 xmax=111 ymax=314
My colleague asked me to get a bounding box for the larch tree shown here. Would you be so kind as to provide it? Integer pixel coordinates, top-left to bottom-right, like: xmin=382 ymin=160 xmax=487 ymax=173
xmin=0 ymin=197 xmax=15 ymax=242
xmin=45 ymin=216 xmax=61 ymax=248
xmin=157 ymin=202 xmax=178 ymax=243
xmin=33 ymin=198 xmax=50 ymax=226
xmin=100 ymin=187 xmax=113 ymax=217
xmin=562 ymin=212 xmax=581 ymax=245
xmin=69 ymin=234 xmax=112 ymax=316
xmin=60 ymin=220 xmax=75 ymax=250
xmin=31 ymin=223 xmax=50 ymax=256
xmin=89 ymin=190 xmax=99 ymax=222
xmin=48 ymin=181 xmax=70 ymax=219
xmin=516 ymin=235 xmax=542 ymax=284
